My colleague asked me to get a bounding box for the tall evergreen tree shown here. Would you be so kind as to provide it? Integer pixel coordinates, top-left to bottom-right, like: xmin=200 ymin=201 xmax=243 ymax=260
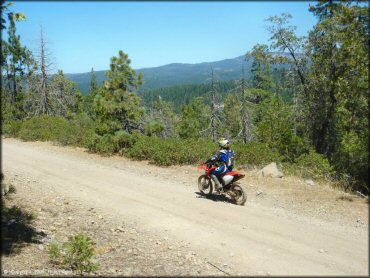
xmin=89 ymin=67 xmax=99 ymax=97
xmin=307 ymin=1 xmax=369 ymax=188
xmin=94 ymin=50 xmax=145 ymax=135
xmin=246 ymin=44 xmax=275 ymax=91
xmin=178 ymin=97 xmax=210 ymax=139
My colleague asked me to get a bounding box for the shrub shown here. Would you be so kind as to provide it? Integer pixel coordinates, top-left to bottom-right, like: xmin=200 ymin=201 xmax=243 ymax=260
xmin=12 ymin=114 xmax=95 ymax=147
xmin=48 ymin=234 xmax=99 ymax=274
xmin=289 ymin=149 xmax=335 ymax=180
xmin=2 ymin=120 xmax=23 ymax=137
xmin=49 ymin=241 xmax=61 ymax=261
xmin=234 ymin=142 xmax=282 ymax=167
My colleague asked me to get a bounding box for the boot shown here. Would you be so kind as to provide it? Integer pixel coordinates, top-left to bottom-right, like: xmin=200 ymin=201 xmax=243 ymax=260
xmin=211 ymin=175 xmax=223 ymax=192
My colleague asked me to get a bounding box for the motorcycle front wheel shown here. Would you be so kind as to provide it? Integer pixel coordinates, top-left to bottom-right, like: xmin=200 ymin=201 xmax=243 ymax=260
xmin=198 ymin=175 xmax=213 ymax=196
xmin=231 ymin=184 xmax=246 ymax=206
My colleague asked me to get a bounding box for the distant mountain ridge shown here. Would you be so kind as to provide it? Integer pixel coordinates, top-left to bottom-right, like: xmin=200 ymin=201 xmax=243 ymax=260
xmin=66 ymin=55 xmax=253 ymax=95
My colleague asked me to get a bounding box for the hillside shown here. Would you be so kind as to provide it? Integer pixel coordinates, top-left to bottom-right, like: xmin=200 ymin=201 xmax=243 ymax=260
xmin=66 ymin=55 xmax=252 ymax=95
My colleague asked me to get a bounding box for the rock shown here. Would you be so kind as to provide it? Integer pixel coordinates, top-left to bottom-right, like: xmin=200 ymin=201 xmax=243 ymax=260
xmin=91 ymin=220 xmax=95 ymax=224
xmin=67 ymin=217 xmax=72 ymax=220
xmin=305 ymin=179 xmax=315 ymax=186
xmin=258 ymin=162 xmax=284 ymax=178
xmin=256 ymin=191 xmax=263 ymax=196
xmin=185 ymin=171 xmax=189 ymax=174
xmin=38 ymin=244 xmax=44 ymax=251
xmin=115 ymin=227 xmax=125 ymax=232
xmin=319 ymin=249 xmax=325 ymax=253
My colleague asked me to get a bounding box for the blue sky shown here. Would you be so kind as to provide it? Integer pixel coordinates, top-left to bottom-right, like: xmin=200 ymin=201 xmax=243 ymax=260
xmin=7 ymin=1 xmax=317 ymax=73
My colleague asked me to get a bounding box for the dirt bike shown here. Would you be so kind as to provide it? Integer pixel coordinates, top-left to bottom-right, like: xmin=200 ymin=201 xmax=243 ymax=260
xmin=197 ymin=163 xmax=247 ymax=206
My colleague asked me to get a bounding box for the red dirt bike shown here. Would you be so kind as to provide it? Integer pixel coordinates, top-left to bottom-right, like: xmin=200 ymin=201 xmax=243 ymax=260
xmin=197 ymin=163 xmax=247 ymax=205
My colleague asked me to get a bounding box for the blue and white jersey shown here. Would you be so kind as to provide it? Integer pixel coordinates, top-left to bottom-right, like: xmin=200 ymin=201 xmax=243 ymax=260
xmin=211 ymin=149 xmax=235 ymax=171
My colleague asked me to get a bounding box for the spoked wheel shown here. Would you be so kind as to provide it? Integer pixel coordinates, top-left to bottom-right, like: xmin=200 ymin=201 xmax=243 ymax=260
xmin=231 ymin=184 xmax=246 ymax=206
xmin=198 ymin=175 xmax=213 ymax=196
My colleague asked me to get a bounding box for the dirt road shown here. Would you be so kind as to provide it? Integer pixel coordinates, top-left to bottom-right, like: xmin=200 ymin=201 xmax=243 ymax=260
xmin=2 ymin=138 xmax=368 ymax=276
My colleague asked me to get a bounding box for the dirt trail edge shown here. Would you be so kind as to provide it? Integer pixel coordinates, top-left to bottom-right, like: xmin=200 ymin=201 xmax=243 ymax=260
xmin=2 ymin=138 xmax=368 ymax=276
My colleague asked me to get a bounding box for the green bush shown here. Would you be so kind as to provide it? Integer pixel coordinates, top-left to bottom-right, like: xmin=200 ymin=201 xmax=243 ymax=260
xmin=49 ymin=241 xmax=60 ymax=261
xmin=288 ymin=149 xmax=335 ymax=180
xmin=2 ymin=120 xmax=23 ymax=137
xmin=8 ymin=114 xmax=95 ymax=147
xmin=234 ymin=142 xmax=282 ymax=167
xmin=48 ymin=234 xmax=99 ymax=274
xmin=89 ymin=132 xmax=282 ymax=168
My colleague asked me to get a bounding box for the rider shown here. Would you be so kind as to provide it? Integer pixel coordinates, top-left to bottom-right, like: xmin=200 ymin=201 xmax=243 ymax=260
xmin=205 ymin=138 xmax=235 ymax=191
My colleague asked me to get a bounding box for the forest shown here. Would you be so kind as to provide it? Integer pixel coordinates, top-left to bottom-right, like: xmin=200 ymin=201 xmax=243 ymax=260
xmin=1 ymin=1 xmax=368 ymax=194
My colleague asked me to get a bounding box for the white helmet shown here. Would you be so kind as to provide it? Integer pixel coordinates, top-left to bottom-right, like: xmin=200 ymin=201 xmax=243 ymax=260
xmin=218 ymin=138 xmax=230 ymax=149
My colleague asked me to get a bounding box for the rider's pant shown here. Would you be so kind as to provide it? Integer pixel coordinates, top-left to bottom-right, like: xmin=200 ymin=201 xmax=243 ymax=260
xmin=210 ymin=165 xmax=228 ymax=183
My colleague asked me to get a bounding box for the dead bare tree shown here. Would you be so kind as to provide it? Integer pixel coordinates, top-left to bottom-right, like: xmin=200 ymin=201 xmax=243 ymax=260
xmin=38 ymin=27 xmax=52 ymax=115
xmin=25 ymin=26 xmax=54 ymax=116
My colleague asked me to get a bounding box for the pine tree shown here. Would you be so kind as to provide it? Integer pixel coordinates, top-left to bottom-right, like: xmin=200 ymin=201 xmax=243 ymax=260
xmin=94 ymin=50 xmax=145 ymax=135
xmin=178 ymin=97 xmax=210 ymax=139
xmin=246 ymin=44 xmax=274 ymax=91
xmin=89 ymin=67 xmax=98 ymax=97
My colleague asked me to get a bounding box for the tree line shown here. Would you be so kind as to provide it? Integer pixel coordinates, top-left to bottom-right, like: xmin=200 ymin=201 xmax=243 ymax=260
xmin=1 ymin=1 xmax=368 ymax=194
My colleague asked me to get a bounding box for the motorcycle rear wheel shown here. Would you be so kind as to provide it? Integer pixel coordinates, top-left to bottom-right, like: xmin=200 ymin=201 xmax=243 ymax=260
xmin=198 ymin=175 xmax=213 ymax=196
xmin=231 ymin=184 xmax=246 ymax=206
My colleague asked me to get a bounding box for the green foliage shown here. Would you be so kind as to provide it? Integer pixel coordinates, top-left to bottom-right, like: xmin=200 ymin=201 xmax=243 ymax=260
xmin=178 ymin=97 xmax=211 ymax=139
xmin=89 ymin=67 xmax=99 ymax=97
xmin=255 ymin=96 xmax=308 ymax=161
xmin=82 ymin=68 xmax=100 ymax=118
xmin=49 ymin=242 xmax=61 ymax=261
xmin=222 ymin=94 xmax=242 ymax=139
xmin=48 ymin=235 xmax=98 ymax=274
xmin=333 ymin=130 xmax=369 ymax=192
xmin=246 ymin=44 xmax=275 ymax=91
xmin=51 ymin=70 xmax=82 ymax=117
xmin=2 ymin=118 xmax=23 ymax=137
xmin=234 ymin=142 xmax=282 ymax=167
xmin=290 ymin=149 xmax=335 ymax=180
xmin=88 ymin=131 xmax=282 ymax=168
xmin=145 ymin=120 xmax=165 ymax=137
xmin=305 ymin=1 xmax=368 ymax=191
xmin=139 ymin=80 xmax=238 ymax=113
xmin=6 ymin=114 xmax=95 ymax=147
xmin=145 ymin=97 xmax=178 ymax=138
xmin=94 ymin=50 xmax=145 ymax=135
